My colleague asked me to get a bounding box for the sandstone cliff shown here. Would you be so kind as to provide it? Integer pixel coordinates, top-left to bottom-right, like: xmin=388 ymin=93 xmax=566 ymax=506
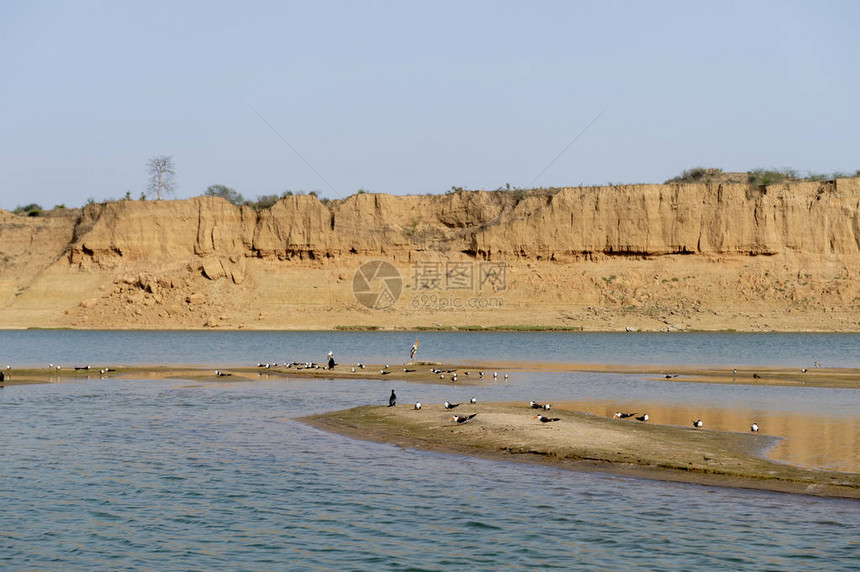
xmin=1 ymin=179 xmax=859 ymax=331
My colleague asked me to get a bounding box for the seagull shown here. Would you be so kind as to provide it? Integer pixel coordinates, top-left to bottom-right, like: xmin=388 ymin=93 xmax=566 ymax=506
xmin=414 ymin=401 xmax=422 ymax=410
xmin=444 ymin=401 xmax=460 ymax=409
xmin=470 ymin=397 xmax=477 ymax=404
xmin=388 ymin=390 xmax=396 ymax=407
xmin=635 ymin=413 xmax=649 ymax=422
xmin=693 ymin=419 xmax=703 ymax=429
xmin=751 ymin=422 xmax=759 ymax=432
xmin=534 ymin=414 xmax=561 ymax=423
xmin=615 ymin=412 xmax=637 ymax=419
xmin=450 ymin=413 xmax=477 ymax=424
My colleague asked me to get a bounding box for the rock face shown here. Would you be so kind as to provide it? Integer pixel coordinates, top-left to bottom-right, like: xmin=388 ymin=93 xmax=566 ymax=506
xmin=55 ymin=179 xmax=860 ymax=264
xmin=1 ymin=179 xmax=859 ymax=331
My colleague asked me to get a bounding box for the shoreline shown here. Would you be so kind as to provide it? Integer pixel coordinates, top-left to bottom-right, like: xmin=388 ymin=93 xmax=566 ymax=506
xmin=300 ymin=404 xmax=860 ymax=500
xmin=2 ymin=361 xmax=857 ymax=389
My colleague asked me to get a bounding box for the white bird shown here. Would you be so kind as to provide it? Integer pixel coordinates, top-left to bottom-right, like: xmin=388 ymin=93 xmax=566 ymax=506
xmin=801 ymin=368 xmax=807 ymax=373
xmin=351 ymin=367 xmax=356 ymax=373
xmin=751 ymin=422 xmax=759 ymax=432
xmin=470 ymin=397 xmax=477 ymax=404
xmin=493 ymin=372 xmax=498 ymax=378
xmin=693 ymin=419 xmax=703 ymax=429
xmin=414 ymin=402 xmax=422 ymax=410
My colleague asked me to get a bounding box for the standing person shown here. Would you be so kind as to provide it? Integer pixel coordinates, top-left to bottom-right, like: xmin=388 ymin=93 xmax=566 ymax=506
xmin=410 ymin=339 xmax=419 ymax=360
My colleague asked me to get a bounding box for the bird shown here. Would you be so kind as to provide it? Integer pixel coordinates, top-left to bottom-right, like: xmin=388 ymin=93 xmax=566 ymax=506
xmin=535 ymin=414 xmax=560 ymax=423
xmin=444 ymin=401 xmax=460 ymax=409
xmin=493 ymin=372 xmax=498 ymax=379
xmin=752 ymin=373 xmax=761 ymax=379
xmin=814 ymin=361 xmax=821 ymax=368
xmin=381 ymin=370 xmax=390 ymax=375
xmin=615 ymin=412 xmax=637 ymax=419
xmin=404 ymin=368 xmax=416 ymax=373
xmin=450 ymin=414 xmax=477 ymax=424
xmin=529 ymin=400 xmax=543 ymax=409
xmin=351 ymin=367 xmax=356 ymax=373
xmin=693 ymin=419 xmax=703 ymax=429
xmin=410 ymin=339 xmax=419 ymax=360
xmin=635 ymin=414 xmax=649 ymax=422
xmin=388 ymin=390 xmax=396 ymax=407
xmin=215 ymin=370 xmax=231 ymax=377
xmin=504 ymin=374 xmax=508 ymax=379
xmin=470 ymin=397 xmax=477 ymax=404
xmin=751 ymin=422 xmax=759 ymax=432
xmin=413 ymin=402 xmax=422 ymax=410
xmin=452 ymin=374 xmax=458 ymax=382
xmin=801 ymin=368 xmax=807 ymax=373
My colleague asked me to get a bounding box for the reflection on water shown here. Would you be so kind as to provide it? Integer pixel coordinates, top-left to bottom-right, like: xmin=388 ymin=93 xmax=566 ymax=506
xmin=558 ymin=400 xmax=860 ymax=473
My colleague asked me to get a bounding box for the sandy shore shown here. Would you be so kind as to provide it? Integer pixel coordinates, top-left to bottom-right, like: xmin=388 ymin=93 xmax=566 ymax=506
xmin=3 ymin=360 xmax=856 ymax=390
xmin=301 ymin=403 xmax=860 ymax=499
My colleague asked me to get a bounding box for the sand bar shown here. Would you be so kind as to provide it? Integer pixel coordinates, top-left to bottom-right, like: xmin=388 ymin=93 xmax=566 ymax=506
xmin=301 ymin=403 xmax=860 ymax=499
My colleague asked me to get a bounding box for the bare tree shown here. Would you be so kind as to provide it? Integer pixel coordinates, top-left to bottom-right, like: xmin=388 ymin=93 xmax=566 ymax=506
xmin=146 ymin=155 xmax=176 ymax=200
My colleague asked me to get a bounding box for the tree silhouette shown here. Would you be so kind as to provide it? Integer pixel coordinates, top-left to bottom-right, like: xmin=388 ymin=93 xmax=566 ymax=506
xmin=146 ymin=155 xmax=176 ymax=200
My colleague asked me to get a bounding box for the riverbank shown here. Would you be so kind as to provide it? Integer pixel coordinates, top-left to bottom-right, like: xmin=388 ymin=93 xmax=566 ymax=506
xmin=301 ymin=404 xmax=860 ymax=499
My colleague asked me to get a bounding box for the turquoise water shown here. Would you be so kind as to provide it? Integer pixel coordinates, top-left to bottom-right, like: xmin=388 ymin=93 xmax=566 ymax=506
xmin=1 ymin=332 xmax=859 ymax=570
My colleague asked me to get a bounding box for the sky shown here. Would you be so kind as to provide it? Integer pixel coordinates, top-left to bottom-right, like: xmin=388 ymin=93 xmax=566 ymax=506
xmin=1 ymin=0 xmax=858 ymax=210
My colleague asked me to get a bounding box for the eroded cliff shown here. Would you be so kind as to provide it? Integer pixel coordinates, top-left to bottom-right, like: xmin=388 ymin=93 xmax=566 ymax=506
xmin=1 ymin=179 xmax=859 ymax=331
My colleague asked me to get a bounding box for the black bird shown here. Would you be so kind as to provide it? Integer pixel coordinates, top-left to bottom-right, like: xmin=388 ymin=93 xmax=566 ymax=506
xmin=444 ymin=401 xmax=460 ymax=409
xmin=450 ymin=413 xmax=477 ymax=424
xmin=752 ymin=373 xmax=761 ymax=379
xmin=534 ymin=414 xmax=560 ymax=423
xmin=693 ymin=419 xmax=703 ymax=429
xmin=635 ymin=413 xmax=649 ymax=422
xmin=529 ymin=400 xmax=546 ymax=409
xmin=614 ymin=412 xmax=637 ymax=419
xmin=388 ymin=390 xmax=396 ymax=407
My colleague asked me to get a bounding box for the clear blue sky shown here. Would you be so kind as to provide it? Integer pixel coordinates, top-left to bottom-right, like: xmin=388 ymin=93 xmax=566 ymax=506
xmin=1 ymin=0 xmax=857 ymax=210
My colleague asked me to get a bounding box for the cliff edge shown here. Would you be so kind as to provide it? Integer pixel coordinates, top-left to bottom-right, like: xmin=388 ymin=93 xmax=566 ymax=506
xmin=1 ymin=179 xmax=858 ymax=331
